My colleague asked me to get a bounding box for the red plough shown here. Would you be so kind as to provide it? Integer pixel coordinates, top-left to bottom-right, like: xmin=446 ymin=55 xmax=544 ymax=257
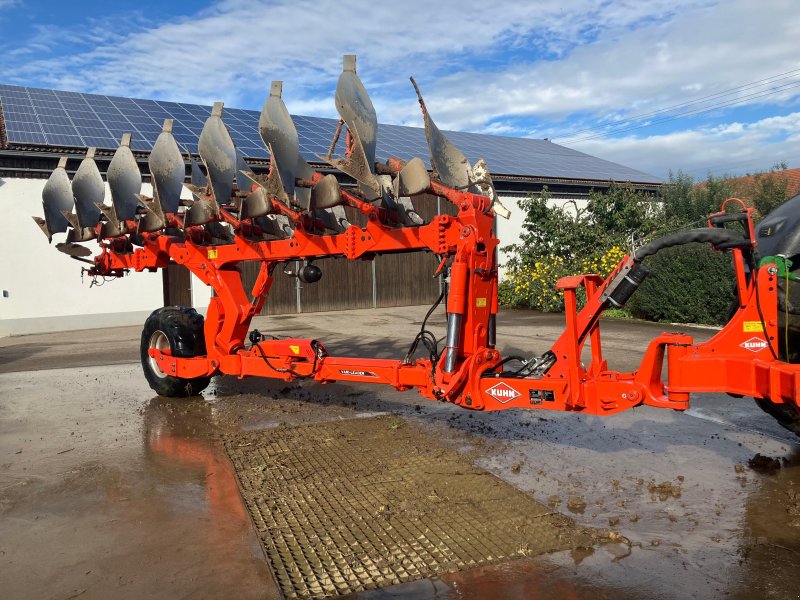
xmin=32 ymin=55 xmax=800 ymax=435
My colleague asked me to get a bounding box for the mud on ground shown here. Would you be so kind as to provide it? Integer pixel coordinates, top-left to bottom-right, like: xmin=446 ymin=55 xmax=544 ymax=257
xmin=225 ymin=416 xmax=620 ymax=598
xmin=1 ymin=307 xmax=800 ymax=599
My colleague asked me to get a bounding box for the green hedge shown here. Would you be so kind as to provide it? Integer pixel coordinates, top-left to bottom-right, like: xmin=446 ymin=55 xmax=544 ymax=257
xmin=498 ymin=171 xmax=782 ymax=326
xmin=627 ymin=243 xmax=735 ymax=325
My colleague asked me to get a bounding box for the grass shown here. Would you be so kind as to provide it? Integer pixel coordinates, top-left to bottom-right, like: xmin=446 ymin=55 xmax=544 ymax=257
xmin=602 ymin=308 xmax=633 ymax=320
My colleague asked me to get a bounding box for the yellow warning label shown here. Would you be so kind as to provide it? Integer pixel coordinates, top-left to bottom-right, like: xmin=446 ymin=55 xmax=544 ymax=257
xmin=207 ymin=249 xmax=218 ymax=259
xmin=743 ymin=321 xmax=764 ymax=332
xmin=476 ymin=297 xmax=487 ymax=308
xmin=289 ymin=345 xmax=301 ymax=354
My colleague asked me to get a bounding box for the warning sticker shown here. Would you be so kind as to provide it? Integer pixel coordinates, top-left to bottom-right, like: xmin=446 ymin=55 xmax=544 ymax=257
xmin=289 ymin=345 xmax=300 ymax=354
xmin=743 ymin=321 xmax=764 ymax=332
xmin=207 ymin=248 xmax=218 ymax=259
xmin=476 ymin=297 xmax=487 ymax=308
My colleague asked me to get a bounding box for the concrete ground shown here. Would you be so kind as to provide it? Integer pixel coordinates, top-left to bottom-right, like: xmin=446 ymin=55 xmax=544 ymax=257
xmin=1 ymin=306 xmax=799 ymax=599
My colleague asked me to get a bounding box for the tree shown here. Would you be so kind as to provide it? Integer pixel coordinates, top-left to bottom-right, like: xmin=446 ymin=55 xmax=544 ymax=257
xmin=502 ymin=188 xmax=601 ymax=270
xmin=500 ymin=184 xmax=662 ymax=312
xmin=585 ymin=182 xmax=662 ymax=243
xmin=739 ymin=165 xmax=790 ymax=217
xmin=663 ymin=171 xmax=735 ymax=224
xmin=500 ymin=165 xmax=796 ymax=324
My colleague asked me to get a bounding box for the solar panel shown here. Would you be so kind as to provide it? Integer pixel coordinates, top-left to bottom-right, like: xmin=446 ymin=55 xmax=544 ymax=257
xmin=0 ymin=84 xmax=661 ymax=184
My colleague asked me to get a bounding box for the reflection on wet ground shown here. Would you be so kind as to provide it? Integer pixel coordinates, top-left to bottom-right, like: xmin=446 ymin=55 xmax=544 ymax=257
xmin=736 ymin=451 xmax=800 ymax=599
xmin=1 ymin=360 xmax=799 ymax=599
xmin=0 ymin=369 xmax=277 ymax=600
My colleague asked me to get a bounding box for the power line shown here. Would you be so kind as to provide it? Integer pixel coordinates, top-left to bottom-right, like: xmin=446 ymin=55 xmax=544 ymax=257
xmin=562 ymin=66 xmax=800 ymax=139
xmin=566 ymin=79 xmax=800 ymax=142
xmin=564 ymin=79 xmax=800 ymax=143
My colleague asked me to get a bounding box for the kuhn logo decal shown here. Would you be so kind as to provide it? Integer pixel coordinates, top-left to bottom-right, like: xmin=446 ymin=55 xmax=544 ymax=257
xmin=740 ymin=337 xmax=769 ymax=353
xmin=486 ymin=382 xmax=521 ymax=404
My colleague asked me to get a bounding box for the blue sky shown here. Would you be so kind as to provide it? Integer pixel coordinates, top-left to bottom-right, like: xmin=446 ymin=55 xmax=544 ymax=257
xmin=1 ymin=0 xmax=798 ymax=180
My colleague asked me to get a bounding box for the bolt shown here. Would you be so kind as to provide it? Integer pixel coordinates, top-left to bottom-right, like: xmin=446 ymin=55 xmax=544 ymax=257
xmin=465 ymin=396 xmax=472 ymax=406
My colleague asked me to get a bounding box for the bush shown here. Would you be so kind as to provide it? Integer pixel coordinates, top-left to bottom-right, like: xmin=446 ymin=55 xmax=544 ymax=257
xmin=663 ymin=170 xmax=734 ymax=224
xmin=500 ymin=168 xmax=789 ymax=325
xmin=627 ymin=244 xmax=735 ymax=325
xmin=501 ymin=246 xmax=626 ymax=312
xmin=501 ymin=184 xmax=659 ymax=312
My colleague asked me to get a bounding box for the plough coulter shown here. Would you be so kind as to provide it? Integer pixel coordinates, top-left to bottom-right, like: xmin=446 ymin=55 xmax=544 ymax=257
xmin=32 ymin=55 xmax=800 ymax=435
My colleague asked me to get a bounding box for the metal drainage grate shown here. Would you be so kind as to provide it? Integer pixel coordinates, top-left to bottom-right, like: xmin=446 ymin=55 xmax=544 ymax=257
xmin=225 ymin=416 xmax=599 ymax=599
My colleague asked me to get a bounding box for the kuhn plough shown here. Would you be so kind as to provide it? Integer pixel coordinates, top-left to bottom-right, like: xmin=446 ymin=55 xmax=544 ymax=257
xmin=32 ymin=55 xmax=800 ymax=435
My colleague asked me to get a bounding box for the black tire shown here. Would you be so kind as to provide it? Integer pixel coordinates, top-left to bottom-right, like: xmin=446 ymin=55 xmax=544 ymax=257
xmin=755 ymin=398 xmax=800 ymax=438
xmin=140 ymin=306 xmax=211 ymax=397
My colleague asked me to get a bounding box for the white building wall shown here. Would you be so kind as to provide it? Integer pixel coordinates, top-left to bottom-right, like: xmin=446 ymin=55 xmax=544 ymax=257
xmin=0 ymin=178 xmax=209 ymax=337
xmin=191 ymin=267 xmax=212 ymax=310
xmin=495 ymin=194 xmax=587 ymax=277
xmin=0 ymin=179 xmax=581 ymax=336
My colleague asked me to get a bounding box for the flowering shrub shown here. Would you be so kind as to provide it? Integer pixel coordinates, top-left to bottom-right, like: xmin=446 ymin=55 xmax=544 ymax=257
xmin=499 ymin=171 xmax=781 ymax=324
xmin=500 ymin=246 xmax=626 ymax=312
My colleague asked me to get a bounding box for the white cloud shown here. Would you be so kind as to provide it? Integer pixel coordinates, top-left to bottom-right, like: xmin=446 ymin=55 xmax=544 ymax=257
xmin=573 ymin=112 xmax=800 ymax=178
xmin=2 ymin=0 xmax=798 ymax=179
xmin=413 ymin=0 xmax=800 ymax=132
xmin=4 ymin=0 xmax=713 ymax=110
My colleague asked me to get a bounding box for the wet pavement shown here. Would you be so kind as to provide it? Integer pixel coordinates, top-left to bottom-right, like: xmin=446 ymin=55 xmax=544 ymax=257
xmin=1 ymin=307 xmax=799 ymax=599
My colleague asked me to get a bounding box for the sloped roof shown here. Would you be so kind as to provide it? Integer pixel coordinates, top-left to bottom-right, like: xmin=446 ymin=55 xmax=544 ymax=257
xmin=727 ymin=168 xmax=800 ymax=198
xmin=0 ymin=83 xmax=662 ymax=185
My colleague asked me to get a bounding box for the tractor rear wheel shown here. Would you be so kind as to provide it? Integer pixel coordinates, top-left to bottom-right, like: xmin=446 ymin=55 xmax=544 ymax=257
xmin=755 ymin=398 xmax=800 ymax=438
xmin=140 ymin=306 xmax=211 ymax=397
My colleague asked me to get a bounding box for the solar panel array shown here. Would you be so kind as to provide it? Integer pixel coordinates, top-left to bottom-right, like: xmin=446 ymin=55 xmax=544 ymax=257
xmin=0 ymin=84 xmax=661 ymax=184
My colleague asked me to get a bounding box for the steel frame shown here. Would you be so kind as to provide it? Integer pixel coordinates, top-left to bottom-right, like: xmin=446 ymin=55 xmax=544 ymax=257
xmin=88 ymin=181 xmax=800 ymax=415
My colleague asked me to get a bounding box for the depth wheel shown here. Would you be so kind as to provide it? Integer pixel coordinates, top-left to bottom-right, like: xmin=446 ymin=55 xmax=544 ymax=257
xmin=140 ymin=306 xmax=211 ymax=397
xmin=755 ymin=398 xmax=800 ymax=438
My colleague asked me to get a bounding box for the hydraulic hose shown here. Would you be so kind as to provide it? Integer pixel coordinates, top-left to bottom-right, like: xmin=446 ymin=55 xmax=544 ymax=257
xmin=633 ymin=228 xmax=749 ymax=261
xmin=604 ymin=227 xmax=750 ymax=309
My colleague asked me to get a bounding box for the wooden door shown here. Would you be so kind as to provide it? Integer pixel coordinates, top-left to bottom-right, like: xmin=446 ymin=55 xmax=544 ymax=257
xmin=162 ymin=263 xmax=192 ymax=307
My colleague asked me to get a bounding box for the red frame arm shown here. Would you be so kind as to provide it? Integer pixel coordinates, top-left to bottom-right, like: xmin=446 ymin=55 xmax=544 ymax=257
xmin=92 ymin=186 xmax=798 ymax=416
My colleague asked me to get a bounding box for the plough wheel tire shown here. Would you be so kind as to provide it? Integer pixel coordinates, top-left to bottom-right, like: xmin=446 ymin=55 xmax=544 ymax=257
xmin=755 ymin=398 xmax=800 ymax=438
xmin=140 ymin=306 xmax=211 ymax=397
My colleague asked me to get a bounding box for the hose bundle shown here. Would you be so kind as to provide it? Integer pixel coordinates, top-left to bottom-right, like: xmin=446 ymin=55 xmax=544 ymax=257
xmin=633 ymin=228 xmax=749 ymax=262
xmin=605 ymin=228 xmax=750 ymax=309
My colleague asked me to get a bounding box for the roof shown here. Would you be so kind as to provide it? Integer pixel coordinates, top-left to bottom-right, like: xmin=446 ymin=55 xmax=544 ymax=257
xmin=725 ymin=168 xmax=800 ymax=198
xmin=0 ymin=84 xmax=662 ymax=185
xmin=694 ymin=168 xmax=800 ymax=201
